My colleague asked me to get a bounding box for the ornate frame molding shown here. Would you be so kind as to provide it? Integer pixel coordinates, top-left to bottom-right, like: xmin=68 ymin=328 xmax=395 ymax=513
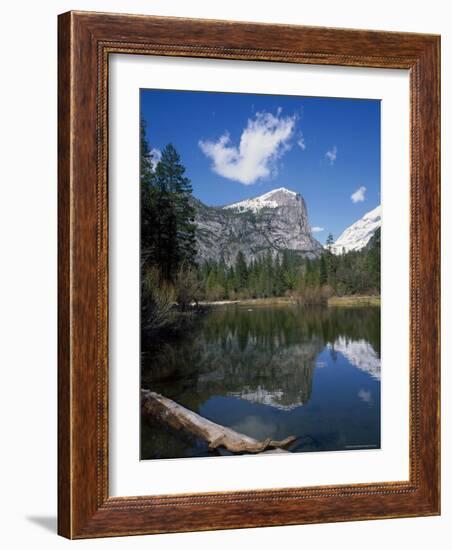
xmin=58 ymin=11 xmax=440 ymax=538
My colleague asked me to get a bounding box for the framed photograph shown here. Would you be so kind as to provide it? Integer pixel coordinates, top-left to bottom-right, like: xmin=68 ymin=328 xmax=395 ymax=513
xmin=58 ymin=11 xmax=440 ymax=538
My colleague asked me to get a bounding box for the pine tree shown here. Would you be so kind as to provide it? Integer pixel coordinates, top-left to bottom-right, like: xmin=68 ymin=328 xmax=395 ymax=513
xmin=305 ymin=258 xmax=313 ymax=286
xmin=140 ymin=119 xmax=157 ymax=186
xmin=326 ymin=232 xmax=334 ymax=252
xmin=366 ymin=227 xmax=381 ymax=291
xmin=264 ymin=251 xmax=274 ymax=296
xmin=324 ymin=233 xmax=336 ymax=288
xmin=217 ymin=256 xmax=227 ymax=291
xmin=153 ymin=143 xmax=197 ymax=280
xmin=235 ymin=251 xmax=248 ymax=291
xmin=140 ymin=119 xmax=159 ymax=272
xmin=319 ymin=255 xmax=328 ymax=286
xmin=273 ymin=254 xmax=283 ymax=296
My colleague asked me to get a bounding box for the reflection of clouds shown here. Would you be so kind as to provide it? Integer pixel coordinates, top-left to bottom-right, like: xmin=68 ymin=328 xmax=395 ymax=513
xmin=358 ymin=389 xmax=373 ymax=404
xmin=331 ymin=337 xmax=381 ymax=380
xmin=231 ymin=414 xmax=279 ymax=440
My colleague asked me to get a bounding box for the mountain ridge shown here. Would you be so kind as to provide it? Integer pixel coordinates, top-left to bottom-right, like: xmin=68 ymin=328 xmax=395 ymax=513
xmin=223 ymin=187 xmax=298 ymax=213
xmin=193 ymin=187 xmax=323 ymax=265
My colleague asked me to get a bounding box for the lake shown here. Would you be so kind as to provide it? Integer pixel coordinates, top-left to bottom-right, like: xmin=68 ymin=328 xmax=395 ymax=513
xmin=141 ymin=304 xmax=381 ymax=459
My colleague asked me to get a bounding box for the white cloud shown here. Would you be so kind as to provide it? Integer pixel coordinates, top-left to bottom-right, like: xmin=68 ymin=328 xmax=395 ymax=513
xmin=150 ymin=148 xmax=162 ymax=170
xmin=199 ymin=111 xmax=296 ymax=185
xmin=351 ymin=185 xmax=366 ymax=203
xmin=297 ymin=132 xmax=306 ymax=151
xmin=311 ymin=226 xmax=324 ymax=233
xmin=325 ymin=145 xmax=337 ymax=165
xmin=358 ymin=389 xmax=372 ymax=404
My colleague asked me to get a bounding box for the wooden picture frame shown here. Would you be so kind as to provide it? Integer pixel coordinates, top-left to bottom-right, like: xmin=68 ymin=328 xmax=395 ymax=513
xmin=58 ymin=11 xmax=440 ymax=538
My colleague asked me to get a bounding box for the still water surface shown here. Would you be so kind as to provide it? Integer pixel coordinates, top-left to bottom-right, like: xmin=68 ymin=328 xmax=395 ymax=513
xmin=141 ymin=305 xmax=381 ymax=459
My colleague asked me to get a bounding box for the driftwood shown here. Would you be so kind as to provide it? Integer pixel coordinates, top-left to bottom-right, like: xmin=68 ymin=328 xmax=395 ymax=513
xmin=141 ymin=390 xmax=296 ymax=454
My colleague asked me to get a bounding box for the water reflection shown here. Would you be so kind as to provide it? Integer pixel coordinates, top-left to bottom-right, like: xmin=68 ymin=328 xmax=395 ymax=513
xmin=141 ymin=305 xmax=381 ymax=459
xmin=331 ymin=337 xmax=381 ymax=380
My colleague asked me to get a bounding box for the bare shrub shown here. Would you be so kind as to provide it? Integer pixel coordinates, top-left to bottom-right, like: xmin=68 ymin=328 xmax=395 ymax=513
xmin=206 ymin=283 xmax=225 ymax=302
xmin=174 ymin=264 xmax=202 ymax=309
xmin=296 ymin=285 xmax=334 ymax=306
xmin=321 ymin=284 xmax=335 ymax=301
xmin=141 ymin=267 xmax=176 ymax=331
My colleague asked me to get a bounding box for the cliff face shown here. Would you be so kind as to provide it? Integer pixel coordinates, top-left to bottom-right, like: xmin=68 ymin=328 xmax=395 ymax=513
xmin=193 ymin=187 xmax=323 ymax=265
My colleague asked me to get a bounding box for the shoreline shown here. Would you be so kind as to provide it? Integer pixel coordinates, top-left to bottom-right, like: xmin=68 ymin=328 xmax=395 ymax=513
xmin=327 ymin=295 xmax=380 ymax=307
xmin=199 ymin=295 xmax=381 ymax=308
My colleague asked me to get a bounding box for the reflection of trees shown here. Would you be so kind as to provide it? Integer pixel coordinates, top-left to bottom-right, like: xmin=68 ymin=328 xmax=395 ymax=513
xmin=199 ymin=305 xmax=380 ymax=354
xmin=142 ymin=305 xmax=380 ymax=412
xmin=325 ymin=307 xmax=380 ymax=354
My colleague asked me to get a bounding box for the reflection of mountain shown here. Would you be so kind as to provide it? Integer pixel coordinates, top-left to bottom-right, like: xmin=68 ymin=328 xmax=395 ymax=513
xmin=204 ymin=339 xmax=322 ymax=410
xmin=229 ymin=385 xmax=311 ymax=410
xmin=149 ymin=327 xmax=321 ymax=411
xmin=230 ymin=387 xmax=289 ymax=409
xmin=142 ymin=305 xmax=381 ymax=413
xmin=330 ymin=337 xmax=381 ymax=379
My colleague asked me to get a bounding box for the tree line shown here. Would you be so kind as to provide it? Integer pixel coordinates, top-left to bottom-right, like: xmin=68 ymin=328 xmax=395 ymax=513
xmin=198 ymin=238 xmax=380 ymax=303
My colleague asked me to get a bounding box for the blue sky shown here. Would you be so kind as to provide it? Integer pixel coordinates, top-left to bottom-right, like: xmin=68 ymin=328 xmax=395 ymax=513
xmin=140 ymin=89 xmax=380 ymax=243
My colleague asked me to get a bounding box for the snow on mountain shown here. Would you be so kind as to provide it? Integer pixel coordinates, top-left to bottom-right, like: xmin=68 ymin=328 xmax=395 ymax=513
xmin=223 ymin=187 xmax=297 ymax=213
xmin=330 ymin=205 xmax=381 ymax=255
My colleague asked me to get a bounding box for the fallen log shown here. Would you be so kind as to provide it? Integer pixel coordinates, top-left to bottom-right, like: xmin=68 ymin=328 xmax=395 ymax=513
xmin=141 ymin=389 xmax=296 ymax=454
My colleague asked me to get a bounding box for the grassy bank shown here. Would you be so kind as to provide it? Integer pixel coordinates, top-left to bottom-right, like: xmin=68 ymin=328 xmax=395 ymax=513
xmin=201 ymin=295 xmax=381 ymax=308
xmin=200 ymin=297 xmax=301 ymax=307
xmin=327 ymin=295 xmax=380 ymax=307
